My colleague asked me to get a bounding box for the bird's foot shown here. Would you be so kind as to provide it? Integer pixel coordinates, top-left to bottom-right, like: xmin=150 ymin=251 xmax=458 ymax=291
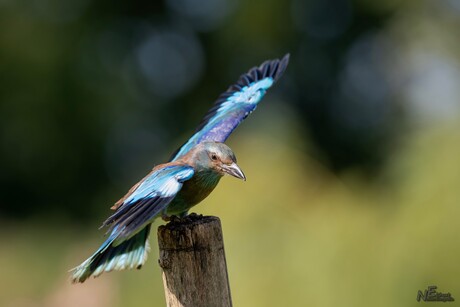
xmin=169 ymin=215 xmax=182 ymax=224
xmin=188 ymin=212 xmax=202 ymax=218
xmin=182 ymin=212 xmax=203 ymax=222
xmin=162 ymin=214 xmax=181 ymax=223
xmin=162 ymin=213 xmax=204 ymax=224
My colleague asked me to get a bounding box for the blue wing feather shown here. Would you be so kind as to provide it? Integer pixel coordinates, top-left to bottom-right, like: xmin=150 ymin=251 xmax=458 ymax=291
xmin=102 ymin=165 xmax=194 ymax=242
xmin=171 ymin=54 xmax=290 ymax=161
xmin=70 ymin=165 xmax=193 ymax=283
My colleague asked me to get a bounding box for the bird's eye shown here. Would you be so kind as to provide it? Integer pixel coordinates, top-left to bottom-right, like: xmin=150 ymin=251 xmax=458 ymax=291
xmin=211 ymin=154 xmax=218 ymax=161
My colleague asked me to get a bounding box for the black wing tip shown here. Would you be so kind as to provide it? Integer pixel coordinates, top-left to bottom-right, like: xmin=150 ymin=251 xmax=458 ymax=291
xmin=275 ymin=53 xmax=290 ymax=81
xmin=267 ymin=53 xmax=290 ymax=82
xmin=236 ymin=53 xmax=290 ymax=87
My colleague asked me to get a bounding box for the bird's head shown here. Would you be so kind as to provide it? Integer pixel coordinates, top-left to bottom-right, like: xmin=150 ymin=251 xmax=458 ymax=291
xmin=191 ymin=142 xmax=246 ymax=180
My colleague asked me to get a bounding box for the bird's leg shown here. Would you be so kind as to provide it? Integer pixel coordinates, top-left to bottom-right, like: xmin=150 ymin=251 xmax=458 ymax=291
xmin=178 ymin=211 xmax=189 ymax=218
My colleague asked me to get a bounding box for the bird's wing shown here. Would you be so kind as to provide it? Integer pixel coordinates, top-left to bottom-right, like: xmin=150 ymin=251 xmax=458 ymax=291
xmin=170 ymin=54 xmax=290 ymax=161
xmin=102 ymin=164 xmax=194 ymax=243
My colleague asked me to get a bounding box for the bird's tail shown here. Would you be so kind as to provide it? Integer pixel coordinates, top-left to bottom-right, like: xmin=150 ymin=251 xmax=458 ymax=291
xmin=70 ymin=225 xmax=151 ymax=283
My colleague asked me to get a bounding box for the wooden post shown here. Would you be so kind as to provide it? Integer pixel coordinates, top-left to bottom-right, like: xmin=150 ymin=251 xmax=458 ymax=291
xmin=157 ymin=215 xmax=233 ymax=307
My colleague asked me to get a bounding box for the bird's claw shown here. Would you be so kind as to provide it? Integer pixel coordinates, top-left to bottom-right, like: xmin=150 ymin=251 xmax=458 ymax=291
xmin=169 ymin=215 xmax=182 ymax=224
xmin=162 ymin=212 xmax=203 ymax=224
xmin=182 ymin=212 xmax=203 ymax=222
xmin=162 ymin=214 xmax=181 ymax=223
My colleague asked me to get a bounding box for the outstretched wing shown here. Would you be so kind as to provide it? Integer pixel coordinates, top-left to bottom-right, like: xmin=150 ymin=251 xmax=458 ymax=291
xmin=171 ymin=54 xmax=290 ymax=161
xmin=102 ymin=164 xmax=194 ymax=244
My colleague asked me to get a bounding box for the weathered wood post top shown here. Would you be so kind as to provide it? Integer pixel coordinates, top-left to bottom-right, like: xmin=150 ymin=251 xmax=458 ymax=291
xmin=157 ymin=215 xmax=232 ymax=307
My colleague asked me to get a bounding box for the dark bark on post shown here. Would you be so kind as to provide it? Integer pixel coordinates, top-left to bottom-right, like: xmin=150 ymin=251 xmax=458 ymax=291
xmin=157 ymin=215 xmax=232 ymax=307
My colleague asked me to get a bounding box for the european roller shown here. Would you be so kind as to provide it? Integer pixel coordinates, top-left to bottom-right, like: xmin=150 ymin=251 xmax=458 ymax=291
xmin=70 ymin=54 xmax=290 ymax=283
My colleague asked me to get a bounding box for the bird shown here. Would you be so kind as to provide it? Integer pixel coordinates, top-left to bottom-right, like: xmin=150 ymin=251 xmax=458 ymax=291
xmin=70 ymin=54 xmax=290 ymax=283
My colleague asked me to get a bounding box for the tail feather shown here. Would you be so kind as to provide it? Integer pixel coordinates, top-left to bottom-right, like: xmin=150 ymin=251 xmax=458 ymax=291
xmin=70 ymin=225 xmax=151 ymax=283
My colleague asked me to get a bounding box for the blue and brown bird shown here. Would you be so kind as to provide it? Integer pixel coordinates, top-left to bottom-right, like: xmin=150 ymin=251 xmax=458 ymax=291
xmin=70 ymin=54 xmax=290 ymax=283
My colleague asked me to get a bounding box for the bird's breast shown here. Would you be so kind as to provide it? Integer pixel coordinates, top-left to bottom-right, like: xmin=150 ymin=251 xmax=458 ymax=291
xmin=165 ymin=170 xmax=222 ymax=216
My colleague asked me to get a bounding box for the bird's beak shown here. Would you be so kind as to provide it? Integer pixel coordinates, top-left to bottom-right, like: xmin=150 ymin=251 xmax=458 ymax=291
xmin=222 ymin=162 xmax=246 ymax=181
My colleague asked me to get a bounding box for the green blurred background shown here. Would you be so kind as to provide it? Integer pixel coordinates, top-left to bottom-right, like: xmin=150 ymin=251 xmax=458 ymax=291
xmin=1 ymin=0 xmax=459 ymax=306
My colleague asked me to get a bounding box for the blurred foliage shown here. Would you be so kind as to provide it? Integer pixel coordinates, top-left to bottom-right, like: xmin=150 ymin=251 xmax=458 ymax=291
xmin=1 ymin=0 xmax=444 ymax=219
xmin=1 ymin=0 xmax=459 ymax=305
